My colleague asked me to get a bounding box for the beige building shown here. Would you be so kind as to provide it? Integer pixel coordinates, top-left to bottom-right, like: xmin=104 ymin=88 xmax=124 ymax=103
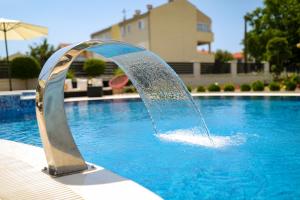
xmin=91 ymin=0 xmax=214 ymax=62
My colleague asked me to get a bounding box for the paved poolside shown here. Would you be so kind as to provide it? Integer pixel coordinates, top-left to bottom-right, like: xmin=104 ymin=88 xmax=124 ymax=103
xmin=0 ymin=139 xmax=161 ymax=200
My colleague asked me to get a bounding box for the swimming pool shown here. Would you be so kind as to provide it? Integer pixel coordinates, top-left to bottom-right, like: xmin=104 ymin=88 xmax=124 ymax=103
xmin=0 ymin=96 xmax=300 ymax=199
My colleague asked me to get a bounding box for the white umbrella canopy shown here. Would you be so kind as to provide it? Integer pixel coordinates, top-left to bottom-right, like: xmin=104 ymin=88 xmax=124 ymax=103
xmin=0 ymin=18 xmax=48 ymax=40
xmin=0 ymin=18 xmax=48 ymax=90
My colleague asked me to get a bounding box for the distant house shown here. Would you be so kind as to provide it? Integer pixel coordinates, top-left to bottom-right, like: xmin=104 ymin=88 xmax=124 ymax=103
xmin=233 ymin=52 xmax=244 ymax=62
xmin=91 ymin=0 xmax=214 ymax=62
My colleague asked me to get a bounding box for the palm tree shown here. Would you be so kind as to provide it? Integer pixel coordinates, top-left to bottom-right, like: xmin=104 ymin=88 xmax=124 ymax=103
xmin=28 ymin=39 xmax=57 ymax=66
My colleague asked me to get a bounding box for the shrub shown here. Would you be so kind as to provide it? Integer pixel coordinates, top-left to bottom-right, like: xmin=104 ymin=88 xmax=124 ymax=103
xmin=83 ymin=58 xmax=105 ymax=77
xmin=252 ymin=81 xmax=264 ymax=91
xmin=11 ymin=56 xmax=41 ymax=79
xmin=66 ymin=70 xmax=75 ymax=80
xmin=11 ymin=56 xmax=41 ymax=89
xmin=124 ymin=87 xmax=136 ymax=93
xmin=268 ymin=82 xmax=280 ymax=91
xmin=186 ymin=85 xmax=192 ymax=92
xmin=223 ymin=84 xmax=235 ymax=92
xmin=290 ymin=74 xmax=300 ymax=84
xmin=208 ymin=83 xmax=221 ymax=92
xmin=240 ymin=84 xmax=251 ymax=91
xmin=197 ymin=86 xmax=206 ymax=92
xmin=114 ymin=68 xmax=125 ymax=76
xmin=285 ymin=81 xmax=297 ymax=91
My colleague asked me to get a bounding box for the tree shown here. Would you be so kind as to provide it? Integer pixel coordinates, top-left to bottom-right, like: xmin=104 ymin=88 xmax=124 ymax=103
xmin=214 ymin=49 xmax=233 ymax=63
xmin=28 ymin=39 xmax=56 ymax=66
xmin=11 ymin=56 xmax=41 ymax=89
xmin=266 ymin=37 xmax=291 ymax=77
xmin=244 ymin=0 xmax=300 ymax=66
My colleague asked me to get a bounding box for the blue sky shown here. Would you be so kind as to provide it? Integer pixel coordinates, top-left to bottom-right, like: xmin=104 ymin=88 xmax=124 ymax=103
xmin=0 ymin=0 xmax=262 ymax=58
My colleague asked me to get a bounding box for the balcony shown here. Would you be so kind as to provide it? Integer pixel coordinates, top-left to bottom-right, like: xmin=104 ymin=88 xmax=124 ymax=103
xmin=196 ymin=31 xmax=214 ymax=43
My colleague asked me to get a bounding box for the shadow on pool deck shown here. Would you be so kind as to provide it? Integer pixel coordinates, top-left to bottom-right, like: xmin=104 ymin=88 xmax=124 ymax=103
xmin=55 ymin=168 xmax=127 ymax=186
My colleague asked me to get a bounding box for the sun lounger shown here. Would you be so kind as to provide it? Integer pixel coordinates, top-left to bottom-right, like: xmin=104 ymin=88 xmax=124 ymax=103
xmin=64 ymin=78 xmax=88 ymax=98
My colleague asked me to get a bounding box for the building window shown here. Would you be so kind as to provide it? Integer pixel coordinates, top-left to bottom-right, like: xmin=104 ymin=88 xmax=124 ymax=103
xmin=127 ymin=24 xmax=131 ymax=33
xmin=121 ymin=26 xmax=126 ymax=36
xmin=99 ymin=32 xmax=111 ymax=40
xmin=138 ymin=20 xmax=145 ymax=30
xmin=197 ymin=23 xmax=210 ymax=32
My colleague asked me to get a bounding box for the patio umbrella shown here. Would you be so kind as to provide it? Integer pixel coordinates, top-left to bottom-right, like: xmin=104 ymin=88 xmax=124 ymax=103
xmin=0 ymin=18 xmax=48 ymax=90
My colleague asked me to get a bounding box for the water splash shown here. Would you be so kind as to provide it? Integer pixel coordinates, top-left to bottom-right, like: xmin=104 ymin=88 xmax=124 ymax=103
xmin=110 ymin=50 xmax=210 ymax=139
xmin=156 ymin=128 xmax=248 ymax=148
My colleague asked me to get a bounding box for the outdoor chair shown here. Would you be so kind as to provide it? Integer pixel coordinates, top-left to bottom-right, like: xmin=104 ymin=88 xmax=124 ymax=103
xmin=64 ymin=78 xmax=88 ymax=98
xmin=87 ymin=78 xmax=103 ymax=97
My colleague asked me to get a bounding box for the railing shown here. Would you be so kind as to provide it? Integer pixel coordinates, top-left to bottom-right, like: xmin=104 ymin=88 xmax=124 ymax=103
xmin=237 ymin=62 xmax=264 ymax=73
xmin=200 ymin=62 xmax=231 ymax=74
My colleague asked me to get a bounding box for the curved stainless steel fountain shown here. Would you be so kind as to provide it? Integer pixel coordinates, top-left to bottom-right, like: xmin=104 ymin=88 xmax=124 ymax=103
xmin=36 ymin=40 xmax=210 ymax=176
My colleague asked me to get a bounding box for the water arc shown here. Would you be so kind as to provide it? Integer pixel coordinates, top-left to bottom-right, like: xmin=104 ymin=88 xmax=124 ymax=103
xmin=36 ymin=40 xmax=210 ymax=176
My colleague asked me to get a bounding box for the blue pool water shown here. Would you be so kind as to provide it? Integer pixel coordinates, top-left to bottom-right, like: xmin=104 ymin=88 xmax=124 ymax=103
xmin=0 ymin=96 xmax=300 ymax=199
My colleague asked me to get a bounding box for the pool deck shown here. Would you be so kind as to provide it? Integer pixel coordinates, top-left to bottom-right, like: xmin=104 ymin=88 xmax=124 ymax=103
xmin=0 ymin=139 xmax=161 ymax=200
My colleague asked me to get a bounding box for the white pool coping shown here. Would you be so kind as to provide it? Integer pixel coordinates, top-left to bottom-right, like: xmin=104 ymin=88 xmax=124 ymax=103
xmin=64 ymin=92 xmax=300 ymax=102
xmin=1 ymin=90 xmax=300 ymax=102
xmin=63 ymin=92 xmax=300 ymax=102
xmin=0 ymin=139 xmax=161 ymax=200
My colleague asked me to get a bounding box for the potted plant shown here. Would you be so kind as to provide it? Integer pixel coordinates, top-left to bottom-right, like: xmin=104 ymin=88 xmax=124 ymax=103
xmin=66 ymin=70 xmax=76 ymax=88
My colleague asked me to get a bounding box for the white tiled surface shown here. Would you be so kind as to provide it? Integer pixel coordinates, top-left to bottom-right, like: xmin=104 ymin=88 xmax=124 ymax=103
xmin=0 ymin=139 xmax=161 ymax=200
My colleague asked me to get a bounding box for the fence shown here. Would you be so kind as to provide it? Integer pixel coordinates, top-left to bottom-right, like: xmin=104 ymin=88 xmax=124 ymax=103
xmin=69 ymin=61 xmax=118 ymax=76
xmin=237 ymin=62 xmax=264 ymax=73
xmin=0 ymin=60 xmax=273 ymax=90
xmin=70 ymin=61 xmax=194 ymax=76
xmin=0 ymin=61 xmax=8 ymax=79
xmin=168 ymin=62 xmax=193 ymax=74
xmin=0 ymin=61 xmax=272 ymax=79
xmin=201 ymin=62 xmax=231 ymax=74
xmin=285 ymin=65 xmax=300 ymax=73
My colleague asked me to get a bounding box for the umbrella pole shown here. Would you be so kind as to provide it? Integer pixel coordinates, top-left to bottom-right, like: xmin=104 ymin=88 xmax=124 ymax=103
xmin=3 ymin=24 xmax=12 ymax=91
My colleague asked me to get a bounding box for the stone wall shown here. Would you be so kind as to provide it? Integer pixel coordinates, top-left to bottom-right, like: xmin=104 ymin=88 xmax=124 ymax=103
xmin=0 ymin=79 xmax=37 ymax=91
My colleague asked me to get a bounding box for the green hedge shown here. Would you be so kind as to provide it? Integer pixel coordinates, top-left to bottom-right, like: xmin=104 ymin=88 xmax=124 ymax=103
xmin=223 ymin=84 xmax=235 ymax=92
xmin=124 ymin=87 xmax=137 ymax=93
xmin=269 ymin=82 xmax=280 ymax=91
xmin=252 ymin=81 xmax=264 ymax=91
xmin=83 ymin=58 xmax=105 ymax=77
xmin=186 ymin=85 xmax=192 ymax=92
xmin=197 ymin=86 xmax=206 ymax=92
xmin=208 ymin=83 xmax=221 ymax=92
xmin=240 ymin=84 xmax=251 ymax=91
xmin=285 ymin=81 xmax=297 ymax=91
xmin=11 ymin=56 xmax=40 ymax=79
